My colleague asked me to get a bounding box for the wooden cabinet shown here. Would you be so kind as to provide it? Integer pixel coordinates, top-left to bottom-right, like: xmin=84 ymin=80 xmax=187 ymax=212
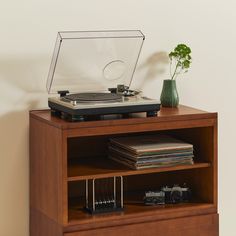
xmin=30 ymin=105 xmax=219 ymax=236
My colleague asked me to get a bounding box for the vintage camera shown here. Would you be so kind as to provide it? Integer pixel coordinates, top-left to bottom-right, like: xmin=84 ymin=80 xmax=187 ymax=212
xmin=161 ymin=184 xmax=191 ymax=204
xmin=144 ymin=191 xmax=165 ymax=205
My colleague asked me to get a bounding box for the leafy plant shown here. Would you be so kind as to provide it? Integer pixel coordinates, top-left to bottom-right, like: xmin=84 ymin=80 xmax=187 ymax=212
xmin=169 ymin=44 xmax=192 ymax=80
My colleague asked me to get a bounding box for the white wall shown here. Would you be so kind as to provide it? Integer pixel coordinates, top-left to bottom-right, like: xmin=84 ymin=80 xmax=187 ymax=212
xmin=0 ymin=0 xmax=235 ymax=235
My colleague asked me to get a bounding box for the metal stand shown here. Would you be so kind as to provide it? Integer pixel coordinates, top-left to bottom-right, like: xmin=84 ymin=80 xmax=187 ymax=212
xmin=85 ymin=176 xmax=124 ymax=214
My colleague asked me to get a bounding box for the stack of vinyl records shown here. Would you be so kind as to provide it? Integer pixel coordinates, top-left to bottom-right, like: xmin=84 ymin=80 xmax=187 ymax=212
xmin=109 ymin=134 xmax=194 ymax=170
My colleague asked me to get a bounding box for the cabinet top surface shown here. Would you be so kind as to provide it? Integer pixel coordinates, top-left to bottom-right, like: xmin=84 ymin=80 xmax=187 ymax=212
xmin=30 ymin=105 xmax=217 ymax=130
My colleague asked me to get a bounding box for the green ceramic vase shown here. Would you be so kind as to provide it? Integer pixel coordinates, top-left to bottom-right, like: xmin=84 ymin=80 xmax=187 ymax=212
xmin=160 ymin=80 xmax=179 ymax=107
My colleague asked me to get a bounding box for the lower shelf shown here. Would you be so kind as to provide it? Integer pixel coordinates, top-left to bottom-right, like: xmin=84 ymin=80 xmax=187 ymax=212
xmin=64 ymin=213 xmax=219 ymax=236
xmin=67 ymin=201 xmax=215 ymax=226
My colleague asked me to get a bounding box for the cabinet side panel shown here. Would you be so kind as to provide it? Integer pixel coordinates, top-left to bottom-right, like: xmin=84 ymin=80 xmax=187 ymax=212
xmin=213 ymin=120 xmax=218 ymax=207
xmin=30 ymin=117 xmax=64 ymax=223
xmin=30 ymin=208 xmax=63 ymax=236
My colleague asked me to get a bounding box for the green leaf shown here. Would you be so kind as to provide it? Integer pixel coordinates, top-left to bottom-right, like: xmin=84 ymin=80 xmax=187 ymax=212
xmin=183 ymin=60 xmax=190 ymax=68
xmin=169 ymin=43 xmax=192 ymax=79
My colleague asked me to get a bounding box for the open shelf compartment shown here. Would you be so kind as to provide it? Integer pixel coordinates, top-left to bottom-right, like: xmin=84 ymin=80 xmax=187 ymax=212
xmin=67 ymin=126 xmax=214 ymax=180
xmin=67 ymin=167 xmax=215 ymax=225
xmin=66 ymin=125 xmax=216 ymax=224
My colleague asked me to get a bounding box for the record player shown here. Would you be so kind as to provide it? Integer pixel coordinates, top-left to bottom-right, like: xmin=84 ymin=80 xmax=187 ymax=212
xmin=47 ymin=30 xmax=161 ymax=121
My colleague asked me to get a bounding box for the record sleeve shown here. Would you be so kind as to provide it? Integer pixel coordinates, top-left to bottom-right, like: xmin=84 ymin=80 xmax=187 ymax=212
xmin=110 ymin=134 xmax=193 ymax=155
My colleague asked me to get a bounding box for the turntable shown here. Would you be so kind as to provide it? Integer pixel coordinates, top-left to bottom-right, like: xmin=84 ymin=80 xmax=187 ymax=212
xmin=47 ymin=30 xmax=161 ymax=121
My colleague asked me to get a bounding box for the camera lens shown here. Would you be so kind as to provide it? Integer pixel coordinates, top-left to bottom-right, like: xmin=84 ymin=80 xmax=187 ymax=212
xmin=171 ymin=190 xmax=182 ymax=203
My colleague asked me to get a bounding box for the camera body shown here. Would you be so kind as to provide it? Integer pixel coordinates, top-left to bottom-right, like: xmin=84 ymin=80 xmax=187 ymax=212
xmin=144 ymin=191 xmax=165 ymax=205
xmin=162 ymin=184 xmax=191 ymax=204
xmin=144 ymin=184 xmax=191 ymax=205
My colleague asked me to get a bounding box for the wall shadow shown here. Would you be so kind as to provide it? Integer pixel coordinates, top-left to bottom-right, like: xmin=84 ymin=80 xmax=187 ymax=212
xmin=133 ymin=51 xmax=169 ymax=89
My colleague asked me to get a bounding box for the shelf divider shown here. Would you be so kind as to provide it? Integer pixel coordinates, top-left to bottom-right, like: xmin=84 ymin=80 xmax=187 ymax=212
xmin=68 ymin=157 xmax=211 ymax=181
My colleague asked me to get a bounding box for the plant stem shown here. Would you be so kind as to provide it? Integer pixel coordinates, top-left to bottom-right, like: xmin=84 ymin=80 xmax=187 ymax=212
xmin=169 ymin=59 xmax=172 ymax=78
xmin=171 ymin=59 xmax=180 ymax=80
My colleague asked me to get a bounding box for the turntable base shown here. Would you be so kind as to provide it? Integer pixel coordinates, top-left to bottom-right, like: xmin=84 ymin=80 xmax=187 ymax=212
xmin=50 ymin=107 xmax=158 ymax=122
xmin=48 ymin=92 xmax=160 ymax=122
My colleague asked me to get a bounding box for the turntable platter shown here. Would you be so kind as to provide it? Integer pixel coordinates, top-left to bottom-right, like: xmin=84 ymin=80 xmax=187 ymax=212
xmin=64 ymin=93 xmax=123 ymax=103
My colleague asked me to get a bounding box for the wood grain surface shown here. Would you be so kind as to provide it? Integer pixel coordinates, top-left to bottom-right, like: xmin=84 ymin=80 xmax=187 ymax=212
xmin=30 ymin=105 xmax=218 ymax=236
